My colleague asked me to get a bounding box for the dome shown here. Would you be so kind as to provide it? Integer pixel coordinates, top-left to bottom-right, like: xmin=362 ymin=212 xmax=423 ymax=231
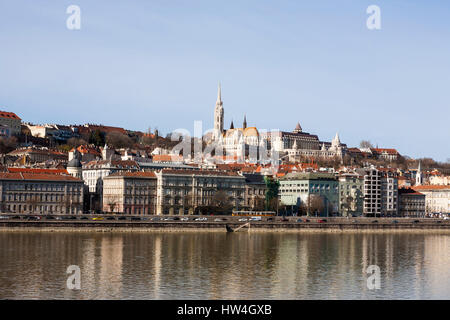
xmin=67 ymin=158 xmax=82 ymax=168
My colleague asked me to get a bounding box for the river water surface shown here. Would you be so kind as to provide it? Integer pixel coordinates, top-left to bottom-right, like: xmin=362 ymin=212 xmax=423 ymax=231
xmin=0 ymin=231 xmax=449 ymax=299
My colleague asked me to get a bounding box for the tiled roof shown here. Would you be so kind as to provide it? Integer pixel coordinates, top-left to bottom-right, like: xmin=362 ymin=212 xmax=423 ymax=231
xmin=106 ymin=171 xmax=156 ymax=178
xmin=0 ymin=172 xmax=81 ymax=181
xmin=7 ymin=168 xmax=69 ymax=175
xmin=161 ymin=169 xmax=241 ymax=177
xmin=370 ymin=148 xmax=399 ymax=155
xmin=412 ymin=185 xmax=450 ymax=191
xmin=0 ymin=111 xmax=21 ymax=120
xmin=152 ymin=154 xmax=183 ymax=162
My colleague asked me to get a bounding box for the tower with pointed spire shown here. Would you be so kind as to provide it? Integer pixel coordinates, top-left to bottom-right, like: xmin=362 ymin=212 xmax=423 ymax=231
xmin=293 ymin=122 xmax=302 ymax=133
xmin=243 ymin=115 xmax=247 ymax=129
xmin=213 ymin=82 xmax=224 ymax=140
xmin=416 ymin=161 xmax=423 ymax=186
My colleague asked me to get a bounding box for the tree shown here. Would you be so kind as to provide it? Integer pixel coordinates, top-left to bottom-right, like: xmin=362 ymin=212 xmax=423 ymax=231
xmin=0 ymin=137 xmax=18 ymax=154
xmin=210 ymin=190 xmax=233 ymax=215
xmin=359 ymin=140 xmax=373 ymax=149
xmin=264 ymin=176 xmax=280 ymax=212
xmin=107 ymin=197 xmax=118 ymax=213
xmin=89 ymin=130 xmax=105 ymax=147
xmin=67 ymin=137 xmax=87 ymax=148
xmin=306 ymin=194 xmax=324 ymax=217
xmin=105 ymin=132 xmax=134 ymax=149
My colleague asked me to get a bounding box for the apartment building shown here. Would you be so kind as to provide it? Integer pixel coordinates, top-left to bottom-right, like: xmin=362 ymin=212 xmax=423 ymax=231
xmin=102 ymin=172 xmax=157 ymax=215
xmin=0 ymin=172 xmax=84 ymax=214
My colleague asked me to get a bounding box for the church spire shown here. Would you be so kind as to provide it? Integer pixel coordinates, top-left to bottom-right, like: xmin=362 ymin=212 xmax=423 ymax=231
xmin=230 ymin=119 xmax=234 ymax=129
xmin=243 ymin=114 xmax=247 ymax=129
xmin=217 ymin=81 xmax=222 ymax=103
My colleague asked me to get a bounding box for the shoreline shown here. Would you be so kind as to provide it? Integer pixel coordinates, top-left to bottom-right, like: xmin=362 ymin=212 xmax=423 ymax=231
xmin=1 ymin=221 xmax=450 ymax=234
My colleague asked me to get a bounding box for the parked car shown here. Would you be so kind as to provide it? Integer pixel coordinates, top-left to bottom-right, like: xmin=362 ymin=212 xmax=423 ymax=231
xmin=413 ymin=220 xmax=420 ymax=223
xmin=106 ymin=216 xmax=116 ymax=220
xmin=79 ymin=216 xmax=89 ymax=220
xmin=195 ymin=217 xmax=208 ymax=221
xmin=44 ymin=216 xmax=55 ymax=220
xmin=118 ymin=216 xmax=127 ymax=220
xmin=280 ymin=218 xmax=289 ymax=222
xmin=297 ymin=218 xmax=303 ymax=223
xmin=164 ymin=217 xmax=174 ymax=221
xmin=372 ymin=220 xmax=378 ymax=223
xmin=180 ymin=217 xmax=189 ymax=221
xmin=64 ymin=216 xmax=77 ymax=220
xmin=238 ymin=218 xmax=248 ymax=222
xmin=214 ymin=218 xmax=224 ymax=222
xmin=444 ymin=216 xmax=450 ymax=220
xmin=92 ymin=217 xmax=104 ymax=221
xmin=131 ymin=217 xmax=141 ymax=221
xmin=0 ymin=215 xmax=10 ymax=220
xmin=27 ymin=216 xmax=41 ymax=220
xmin=150 ymin=217 xmax=160 ymax=221
xmin=249 ymin=217 xmax=262 ymax=221
xmin=267 ymin=217 xmax=274 ymax=221
xmin=392 ymin=220 xmax=399 ymax=224
xmin=318 ymin=219 xmax=327 ymax=223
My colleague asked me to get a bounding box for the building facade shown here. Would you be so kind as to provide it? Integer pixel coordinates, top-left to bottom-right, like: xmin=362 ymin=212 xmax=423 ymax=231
xmin=0 ymin=172 xmax=84 ymax=214
xmin=355 ymin=167 xmax=399 ymax=217
xmin=338 ymin=172 xmax=364 ymax=216
xmin=279 ymin=172 xmax=339 ymax=216
xmin=398 ymin=188 xmax=426 ymax=217
xmin=0 ymin=111 xmax=21 ymax=135
xmin=154 ymin=169 xmax=246 ymax=215
xmin=102 ymin=172 xmax=157 ymax=215
xmin=412 ymin=185 xmax=450 ymax=214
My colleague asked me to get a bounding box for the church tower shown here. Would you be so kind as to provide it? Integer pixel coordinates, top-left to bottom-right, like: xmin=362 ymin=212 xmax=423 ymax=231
xmin=213 ymin=82 xmax=224 ymax=140
xmin=243 ymin=115 xmax=247 ymax=129
xmin=416 ymin=161 xmax=423 ymax=186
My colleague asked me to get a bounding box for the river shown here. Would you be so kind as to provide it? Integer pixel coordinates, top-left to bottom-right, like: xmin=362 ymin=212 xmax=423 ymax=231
xmin=0 ymin=231 xmax=449 ymax=299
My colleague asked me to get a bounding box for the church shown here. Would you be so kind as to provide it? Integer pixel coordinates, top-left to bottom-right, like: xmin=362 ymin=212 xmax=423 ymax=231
xmin=210 ymin=83 xmax=346 ymax=161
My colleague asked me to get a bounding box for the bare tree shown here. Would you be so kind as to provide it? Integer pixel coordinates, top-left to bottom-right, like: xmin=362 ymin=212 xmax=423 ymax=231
xmin=306 ymin=194 xmax=324 ymax=217
xmin=359 ymin=140 xmax=374 ymax=149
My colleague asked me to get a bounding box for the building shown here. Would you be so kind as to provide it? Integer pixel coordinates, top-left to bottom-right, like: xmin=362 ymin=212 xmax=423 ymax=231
xmin=412 ymin=185 xmax=450 ymax=214
xmin=102 ymin=172 xmax=157 ymax=215
xmin=338 ymin=172 xmax=364 ymax=216
xmin=7 ymin=147 xmax=68 ymax=164
xmin=154 ymin=169 xmax=246 ymax=215
xmin=398 ymin=188 xmax=426 ymax=217
xmin=287 ymin=132 xmax=346 ymax=161
xmin=370 ymin=148 xmax=400 ymax=161
xmin=279 ymin=172 xmax=339 ymax=216
xmin=0 ymin=172 xmax=84 ymax=214
xmin=0 ymin=111 xmax=21 ymax=135
xmin=82 ymin=159 xmax=139 ymax=212
xmin=355 ymin=167 xmax=399 ymax=217
xmin=242 ymin=173 xmax=267 ymax=211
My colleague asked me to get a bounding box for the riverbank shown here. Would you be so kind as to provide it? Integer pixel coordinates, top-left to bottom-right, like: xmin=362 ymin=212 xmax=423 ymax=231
xmin=1 ymin=220 xmax=450 ymax=233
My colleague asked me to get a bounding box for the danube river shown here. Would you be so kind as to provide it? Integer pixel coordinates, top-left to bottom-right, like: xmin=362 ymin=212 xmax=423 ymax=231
xmin=0 ymin=231 xmax=449 ymax=299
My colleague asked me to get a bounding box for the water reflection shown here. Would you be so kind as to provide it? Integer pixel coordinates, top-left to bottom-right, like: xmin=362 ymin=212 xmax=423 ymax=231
xmin=0 ymin=232 xmax=449 ymax=299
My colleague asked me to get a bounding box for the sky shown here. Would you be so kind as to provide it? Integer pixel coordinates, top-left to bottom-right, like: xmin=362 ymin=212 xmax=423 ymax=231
xmin=0 ymin=0 xmax=449 ymax=161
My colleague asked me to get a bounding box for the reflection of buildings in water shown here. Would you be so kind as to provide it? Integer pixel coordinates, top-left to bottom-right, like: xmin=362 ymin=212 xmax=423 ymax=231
xmin=77 ymin=238 xmax=96 ymax=299
xmin=98 ymin=236 xmax=123 ymax=298
xmin=270 ymin=235 xmax=308 ymax=299
xmin=153 ymin=235 xmax=162 ymax=299
xmin=423 ymin=235 xmax=450 ymax=298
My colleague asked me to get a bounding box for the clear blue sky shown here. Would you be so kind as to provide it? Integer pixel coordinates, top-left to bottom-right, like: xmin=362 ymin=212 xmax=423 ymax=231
xmin=0 ymin=1 xmax=449 ymax=161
